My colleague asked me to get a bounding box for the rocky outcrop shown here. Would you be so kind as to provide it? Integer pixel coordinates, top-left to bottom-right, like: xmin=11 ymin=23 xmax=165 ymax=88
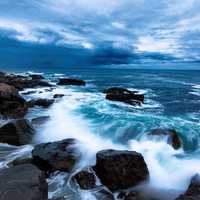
xmin=32 ymin=139 xmax=81 ymax=173
xmin=0 ymin=72 xmax=51 ymax=90
xmin=104 ymin=87 xmax=144 ymax=106
xmin=73 ymin=168 xmax=97 ymax=190
xmin=0 ymin=83 xmax=28 ymax=118
xmin=93 ymin=149 xmax=149 ymax=191
xmin=53 ymin=94 xmax=65 ymax=98
xmin=57 ymin=78 xmax=86 ymax=86
xmin=175 ymin=174 xmax=200 ymax=200
xmin=148 ymin=129 xmax=182 ymax=150
xmin=28 ymin=98 xmax=54 ymax=108
xmin=0 ymin=119 xmax=35 ymax=146
xmin=0 ymin=164 xmax=48 ymax=200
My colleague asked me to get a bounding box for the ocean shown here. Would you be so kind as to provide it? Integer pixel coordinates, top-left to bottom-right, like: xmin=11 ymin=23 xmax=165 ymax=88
xmin=0 ymin=64 xmax=200 ymax=199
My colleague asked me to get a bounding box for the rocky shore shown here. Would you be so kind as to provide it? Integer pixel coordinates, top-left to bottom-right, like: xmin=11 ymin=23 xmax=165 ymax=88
xmin=0 ymin=71 xmax=198 ymax=200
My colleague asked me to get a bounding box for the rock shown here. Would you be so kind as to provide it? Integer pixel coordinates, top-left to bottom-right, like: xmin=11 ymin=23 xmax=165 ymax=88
xmin=0 ymin=72 xmax=51 ymax=90
xmin=104 ymin=87 xmax=144 ymax=106
xmin=0 ymin=83 xmax=28 ymax=118
xmin=32 ymin=139 xmax=81 ymax=173
xmin=31 ymin=116 xmax=50 ymax=126
xmin=29 ymin=74 xmax=44 ymax=80
xmin=57 ymin=78 xmax=86 ymax=86
xmin=28 ymin=98 xmax=54 ymax=108
xmin=0 ymin=119 xmax=35 ymax=146
xmin=94 ymin=188 xmax=115 ymax=200
xmin=0 ymin=164 xmax=48 ymax=200
xmin=148 ymin=129 xmax=182 ymax=150
xmin=124 ymin=191 xmax=156 ymax=200
xmin=11 ymin=157 xmax=33 ymax=166
xmin=21 ymin=90 xmax=37 ymax=95
xmin=93 ymin=149 xmax=149 ymax=191
xmin=48 ymin=197 xmax=65 ymax=200
xmin=176 ymin=174 xmax=200 ymax=200
xmin=73 ymin=168 xmax=97 ymax=190
xmin=53 ymin=94 xmax=65 ymax=98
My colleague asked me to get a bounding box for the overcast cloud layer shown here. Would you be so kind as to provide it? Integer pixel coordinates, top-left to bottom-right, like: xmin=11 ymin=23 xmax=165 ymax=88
xmin=0 ymin=0 xmax=200 ymax=67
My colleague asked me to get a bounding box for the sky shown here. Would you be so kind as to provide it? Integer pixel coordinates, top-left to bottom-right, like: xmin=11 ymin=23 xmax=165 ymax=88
xmin=0 ymin=0 xmax=200 ymax=68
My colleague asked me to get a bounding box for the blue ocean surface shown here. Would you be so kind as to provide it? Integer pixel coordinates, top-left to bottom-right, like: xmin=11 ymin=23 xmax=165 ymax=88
xmin=0 ymin=64 xmax=200 ymax=199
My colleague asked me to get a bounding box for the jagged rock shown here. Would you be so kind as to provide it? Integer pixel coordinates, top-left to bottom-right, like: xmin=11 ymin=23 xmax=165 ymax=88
xmin=94 ymin=149 xmax=149 ymax=191
xmin=57 ymin=78 xmax=86 ymax=86
xmin=148 ymin=129 xmax=182 ymax=150
xmin=104 ymin=87 xmax=144 ymax=106
xmin=0 ymin=83 xmax=28 ymax=118
xmin=0 ymin=164 xmax=48 ymax=200
xmin=176 ymin=174 xmax=200 ymax=200
xmin=32 ymin=139 xmax=81 ymax=173
xmin=73 ymin=168 xmax=97 ymax=190
xmin=28 ymin=98 xmax=54 ymax=108
xmin=0 ymin=119 xmax=35 ymax=146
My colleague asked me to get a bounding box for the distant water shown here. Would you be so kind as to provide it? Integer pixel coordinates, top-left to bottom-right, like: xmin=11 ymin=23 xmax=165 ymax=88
xmin=0 ymin=64 xmax=200 ymax=199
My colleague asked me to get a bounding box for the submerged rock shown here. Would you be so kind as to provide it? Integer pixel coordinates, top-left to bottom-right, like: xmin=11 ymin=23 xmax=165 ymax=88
xmin=0 ymin=83 xmax=28 ymax=118
xmin=0 ymin=164 xmax=48 ymax=200
xmin=176 ymin=174 xmax=200 ymax=200
xmin=32 ymin=139 xmax=81 ymax=173
xmin=73 ymin=168 xmax=97 ymax=190
xmin=104 ymin=87 xmax=144 ymax=106
xmin=93 ymin=149 xmax=149 ymax=191
xmin=31 ymin=116 xmax=50 ymax=126
xmin=28 ymin=98 xmax=54 ymax=108
xmin=0 ymin=119 xmax=35 ymax=146
xmin=57 ymin=78 xmax=86 ymax=86
xmin=148 ymin=129 xmax=182 ymax=150
xmin=53 ymin=94 xmax=65 ymax=98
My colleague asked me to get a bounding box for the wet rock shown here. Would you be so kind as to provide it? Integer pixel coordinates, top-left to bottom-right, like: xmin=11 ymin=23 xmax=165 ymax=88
xmin=32 ymin=139 xmax=81 ymax=173
xmin=28 ymin=98 xmax=54 ymax=108
xmin=0 ymin=83 xmax=28 ymax=118
xmin=53 ymin=94 xmax=65 ymax=98
xmin=48 ymin=197 xmax=65 ymax=200
xmin=57 ymin=78 xmax=86 ymax=86
xmin=0 ymin=72 xmax=51 ymax=90
xmin=94 ymin=188 xmax=115 ymax=200
xmin=11 ymin=157 xmax=34 ymax=166
xmin=94 ymin=149 xmax=149 ymax=191
xmin=124 ymin=191 xmax=158 ymax=200
xmin=176 ymin=174 xmax=200 ymax=200
xmin=29 ymin=74 xmax=44 ymax=80
xmin=31 ymin=116 xmax=50 ymax=126
xmin=0 ymin=119 xmax=35 ymax=146
xmin=148 ymin=129 xmax=182 ymax=150
xmin=104 ymin=87 xmax=144 ymax=106
xmin=0 ymin=164 xmax=48 ymax=200
xmin=73 ymin=168 xmax=97 ymax=190
xmin=21 ymin=90 xmax=37 ymax=95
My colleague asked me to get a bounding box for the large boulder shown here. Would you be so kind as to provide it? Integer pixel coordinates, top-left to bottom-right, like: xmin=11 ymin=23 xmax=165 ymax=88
xmin=0 ymin=72 xmax=51 ymax=90
xmin=176 ymin=174 xmax=200 ymax=200
xmin=0 ymin=83 xmax=28 ymax=118
xmin=104 ymin=87 xmax=144 ymax=106
xmin=0 ymin=119 xmax=35 ymax=146
xmin=148 ymin=129 xmax=182 ymax=150
xmin=28 ymin=98 xmax=54 ymax=108
xmin=57 ymin=78 xmax=86 ymax=86
xmin=93 ymin=149 xmax=149 ymax=191
xmin=32 ymin=139 xmax=81 ymax=173
xmin=0 ymin=164 xmax=48 ymax=200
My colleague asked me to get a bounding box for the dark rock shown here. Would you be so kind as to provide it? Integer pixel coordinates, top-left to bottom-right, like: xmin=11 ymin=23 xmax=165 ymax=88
xmin=28 ymin=98 xmax=54 ymax=108
xmin=11 ymin=157 xmax=34 ymax=166
xmin=58 ymin=78 xmax=86 ymax=86
xmin=104 ymin=87 xmax=144 ymax=106
xmin=21 ymin=90 xmax=37 ymax=95
xmin=29 ymin=74 xmax=44 ymax=80
xmin=93 ymin=149 xmax=149 ymax=191
xmin=53 ymin=94 xmax=65 ymax=98
xmin=31 ymin=116 xmax=50 ymax=126
xmin=0 ymin=164 xmax=48 ymax=200
xmin=32 ymin=139 xmax=81 ymax=173
xmin=0 ymin=83 xmax=28 ymax=118
xmin=48 ymin=197 xmax=65 ymax=200
xmin=148 ymin=129 xmax=182 ymax=150
xmin=0 ymin=119 xmax=35 ymax=146
xmin=176 ymin=174 xmax=200 ymax=200
xmin=94 ymin=188 xmax=115 ymax=200
xmin=124 ymin=191 xmax=158 ymax=200
xmin=73 ymin=168 xmax=97 ymax=190
xmin=0 ymin=72 xmax=51 ymax=90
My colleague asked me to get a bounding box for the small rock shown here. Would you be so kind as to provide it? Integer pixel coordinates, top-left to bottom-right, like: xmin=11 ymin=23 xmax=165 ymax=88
xmin=32 ymin=139 xmax=81 ymax=173
xmin=148 ymin=129 xmax=182 ymax=150
xmin=29 ymin=74 xmax=44 ymax=80
xmin=28 ymin=98 xmax=54 ymax=108
xmin=0 ymin=119 xmax=35 ymax=146
xmin=93 ymin=149 xmax=149 ymax=191
xmin=53 ymin=94 xmax=65 ymax=98
xmin=57 ymin=78 xmax=86 ymax=86
xmin=0 ymin=164 xmax=48 ymax=200
xmin=11 ymin=157 xmax=33 ymax=166
xmin=104 ymin=87 xmax=144 ymax=106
